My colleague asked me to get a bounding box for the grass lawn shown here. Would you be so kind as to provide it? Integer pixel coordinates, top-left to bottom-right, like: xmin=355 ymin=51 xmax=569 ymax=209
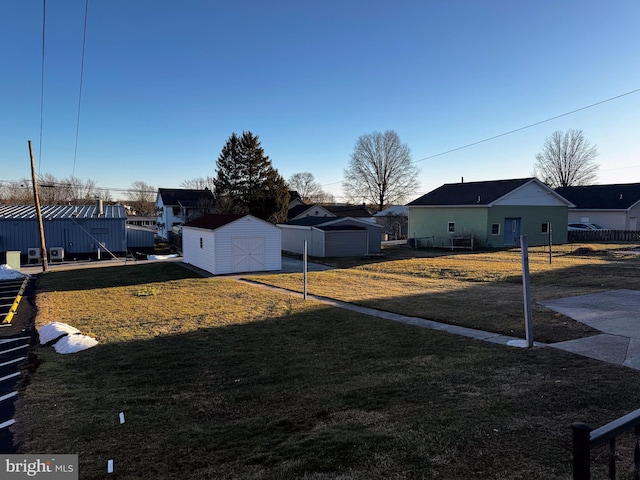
xmin=269 ymin=243 xmax=640 ymax=344
xmin=13 ymin=250 xmax=640 ymax=479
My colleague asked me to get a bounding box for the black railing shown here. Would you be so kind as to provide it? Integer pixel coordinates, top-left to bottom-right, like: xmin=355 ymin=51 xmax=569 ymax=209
xmin=572 ymin=408 xmax=640 ymax=479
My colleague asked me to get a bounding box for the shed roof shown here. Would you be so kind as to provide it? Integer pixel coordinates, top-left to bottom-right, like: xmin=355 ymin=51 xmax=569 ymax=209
xmin=408 ymin=178 xmax=539 ymax=206
xmin=555 ymin=183 xmax=640 ymax=210
xmin=183 ymin=213 xmax=246 ymax=230
xmin=281 ymin=216 xmax=381 ymax=229
xmin=283 ymin=217 xmax=337 ymax=227
xmin=0 ymin=204 xmax=126 ymax=220
xmin=157 ymin=188 xmax=214 ymax=207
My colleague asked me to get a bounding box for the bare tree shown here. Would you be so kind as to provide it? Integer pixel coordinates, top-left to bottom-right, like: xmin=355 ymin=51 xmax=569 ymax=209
xmin=313 ymin=190 xmax=335 ymax=204
xmin=533 ymin=129 xmax=599 ymax=188
xmin=126 ymin=181 xmax=156 ymax=216
xmin=181 ymin=176 xmax=215 ymax=191
xmin=37 ymin=173 xmax=63 ymax=204
xmin=287 ymin=172 xmax=334 ymax=203
xmin=58 ymin=176 xmax=98 ymax=204
xmin=0 ymin=179 xmax=32 ymax=204
xmin=343 ymin=130 xmax=420 ymax=212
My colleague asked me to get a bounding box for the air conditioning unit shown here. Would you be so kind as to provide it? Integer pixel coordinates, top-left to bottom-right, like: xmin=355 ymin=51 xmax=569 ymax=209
xmin=49 ymin=247 xmax=64 ymax=262
xmin=28 ymin=247 xmax=41 ymax=264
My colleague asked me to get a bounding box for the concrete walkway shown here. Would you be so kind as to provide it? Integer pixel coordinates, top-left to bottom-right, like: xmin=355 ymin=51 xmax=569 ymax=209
xmin=241 ymin=263 xmax=640 ymax=371
xmin=540 ymin=290 xmax=640 ymax=370
xmin=237 ymin=278 xmax=537 ymax=350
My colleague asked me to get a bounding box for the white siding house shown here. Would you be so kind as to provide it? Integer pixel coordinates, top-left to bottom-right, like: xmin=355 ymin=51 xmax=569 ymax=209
xmin=182 ymin=214 xmax=281 ymax=275
xmin=155 ymin=188 xmax=215 ymax=241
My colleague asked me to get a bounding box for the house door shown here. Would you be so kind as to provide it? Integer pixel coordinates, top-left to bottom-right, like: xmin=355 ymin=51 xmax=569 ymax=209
xmin=503 ymin=218 xmax=521 ymax=246
xmin=232 ymin=236 xmax=266 ymax=273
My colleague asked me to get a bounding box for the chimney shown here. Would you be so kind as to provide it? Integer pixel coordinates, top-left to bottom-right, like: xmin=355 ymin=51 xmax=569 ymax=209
xmin=461 ymin=177 xmax=464 ymax=183
xmin=95 ymin=196 xmax=104 ymax=217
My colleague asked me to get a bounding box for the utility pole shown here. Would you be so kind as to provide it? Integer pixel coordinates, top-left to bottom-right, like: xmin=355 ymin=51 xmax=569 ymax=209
xmin=28 ymin=140 xmax=48 ymax=272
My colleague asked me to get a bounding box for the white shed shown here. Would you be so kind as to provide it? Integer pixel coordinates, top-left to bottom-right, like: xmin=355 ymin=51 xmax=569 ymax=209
xmin=182 ymin=214 xmax=281 ymax=275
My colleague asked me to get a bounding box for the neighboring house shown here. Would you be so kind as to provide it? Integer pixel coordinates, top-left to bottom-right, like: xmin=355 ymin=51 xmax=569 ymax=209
xmin=182 ymin=214 xmax=281 ymax=275
xmin=555 ymin=183 xmax=640 ymax=230
xmin=125 ymin=216 xmax=157 ymax=231
xmin=278 ymin=216 xmax=382 ymax=257
xmin=373 ymin=205 xmax=409 ymax=240
xmin=407 ymin=178 xmax=574 ymax=248
xmin=287 ymin=204 xmax=336 ymax=221
xmin=324 ymin=204 xmax=375 ymax=221
xmin=0 ymin=202 xmax=127 ymax=261
xmin=156 ymin=188 xmax=215 ymax=241
xmin=288 ymin=190 xmax=306 ymax=209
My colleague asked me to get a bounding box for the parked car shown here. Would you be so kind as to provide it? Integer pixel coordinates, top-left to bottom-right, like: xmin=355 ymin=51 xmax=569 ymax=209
xmin=568 ymin=222 xmax=606 ymax=231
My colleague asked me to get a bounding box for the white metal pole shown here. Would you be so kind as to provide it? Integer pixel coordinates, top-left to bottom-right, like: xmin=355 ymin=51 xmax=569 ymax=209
xmin=520 ymin=235 xmax=534 ymax=347
xmin=303 ymin=240 xmax=308 ymax=300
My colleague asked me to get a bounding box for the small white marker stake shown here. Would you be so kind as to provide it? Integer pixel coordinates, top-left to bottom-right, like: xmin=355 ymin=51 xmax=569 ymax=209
xmin=107 ymin=459 xmax=114 ymax=473
xmin=119 ymin=412 xmax=125 ymax=424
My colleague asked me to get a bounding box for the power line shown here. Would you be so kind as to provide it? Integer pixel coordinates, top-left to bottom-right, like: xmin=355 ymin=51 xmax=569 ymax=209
xmin=411 ymin=87 xmax=640 ymax=164
xmin=320 ymin=87 xmax=640 ymax=188
xmin=38 ymin=0 xmax=47 ymax=171
xmin=72 ymin=0 xmax=90 ymax=178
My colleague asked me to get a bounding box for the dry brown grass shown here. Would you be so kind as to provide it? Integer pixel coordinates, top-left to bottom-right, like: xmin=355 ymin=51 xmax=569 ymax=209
xmin=254 ymin=244 xmax=640 ymax=343
xmin=14 ymin=249 xmax=640 ymax=479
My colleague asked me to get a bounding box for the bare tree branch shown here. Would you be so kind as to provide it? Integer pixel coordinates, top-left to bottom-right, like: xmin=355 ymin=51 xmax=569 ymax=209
xmin=532 ymin=129 xmax=599 ymax=188
xmin=342 ymin=130 xmax=420 ymax=211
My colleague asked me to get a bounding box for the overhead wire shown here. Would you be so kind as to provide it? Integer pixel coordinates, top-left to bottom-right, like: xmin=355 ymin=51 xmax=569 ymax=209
xmin=38 ymin=0 xmax=47 ymax=171
xmin=72 ymin=0 xmax=90 ymax=178
xmin=320 ymin=87 xmax=640 ymax=189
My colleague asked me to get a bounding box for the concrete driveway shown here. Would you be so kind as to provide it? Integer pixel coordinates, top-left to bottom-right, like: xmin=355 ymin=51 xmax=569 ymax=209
xmin=279 ymin=257 xmax=333 ymax=274
xmin=540 ymin=290 xmax=640 ymax=370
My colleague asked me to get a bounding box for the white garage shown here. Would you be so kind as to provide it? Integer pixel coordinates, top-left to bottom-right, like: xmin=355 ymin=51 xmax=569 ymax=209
xmin=278 ymin=217 xmax=382 ymax=257
xmin=182 ymin=214 xmax=281 ymax=275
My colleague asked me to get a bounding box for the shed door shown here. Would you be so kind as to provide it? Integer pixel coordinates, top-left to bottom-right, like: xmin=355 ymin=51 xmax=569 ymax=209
xmin=503 ymin=218 xmax=521 ymax=246
xmin=232 ymin=236 xmax=266 ymax=272
xmin=325 ymin=231 xmax=368 ymax=257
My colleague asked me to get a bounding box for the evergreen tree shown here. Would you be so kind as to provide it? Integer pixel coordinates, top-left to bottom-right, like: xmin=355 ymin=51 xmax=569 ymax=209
xmin=214 ymin=131 xmax=289 ymax=223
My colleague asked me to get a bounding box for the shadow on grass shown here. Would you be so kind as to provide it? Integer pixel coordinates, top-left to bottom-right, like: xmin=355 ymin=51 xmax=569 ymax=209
xmin=35 ymin=262 xmax=202 ymax=293
xmin=250 ymin=253 xmax=640 ymax=344
xmin=15 ymin=304 xmax=640 ymax=480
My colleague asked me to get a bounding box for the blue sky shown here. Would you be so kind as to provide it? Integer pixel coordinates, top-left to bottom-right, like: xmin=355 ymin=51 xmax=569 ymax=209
xmin=1 ymin=0 xmax=639 ymax=201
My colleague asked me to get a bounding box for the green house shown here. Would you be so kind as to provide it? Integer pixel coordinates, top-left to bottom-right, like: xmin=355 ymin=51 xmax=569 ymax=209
xmin=407 ymin=178 xmax=574 ymax=248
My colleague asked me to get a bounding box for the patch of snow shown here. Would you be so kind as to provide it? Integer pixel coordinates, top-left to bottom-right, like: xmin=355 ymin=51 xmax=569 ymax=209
xmin=0 ymin=264 xmax=30 ymax=280
xmin=147 ymin=254 xmax=179 ymax=260
xmin=507 ymin=339 xmax=530 ymax=348
xmin=53 ymin=334 xmax=98 ymax=354
xmin=38 ymin=321 xmax=98 ymax=353
xmin=38 ymin=322 xmax=81 ymax=344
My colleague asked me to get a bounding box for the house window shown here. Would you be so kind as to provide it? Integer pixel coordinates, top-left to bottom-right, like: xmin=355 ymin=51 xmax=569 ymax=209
xmin=448 ymin=222 xmax=455 ymax=233
xmin=541 ymin=223 xmax=550 ymax=234
xmin=491 ymin=223 xmax=500 ymax=235
xmin=172 ymin=206 xmax=181 ymax=215
xmin=199 ymin=238 xmax=203 ymax=248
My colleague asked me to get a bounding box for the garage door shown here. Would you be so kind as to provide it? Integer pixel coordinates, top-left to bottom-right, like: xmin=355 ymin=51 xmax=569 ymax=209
xmin=325 ymin=230 xmax=368 ymax=257
xmin=232 ymin=236 xmax=266 ymax=272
